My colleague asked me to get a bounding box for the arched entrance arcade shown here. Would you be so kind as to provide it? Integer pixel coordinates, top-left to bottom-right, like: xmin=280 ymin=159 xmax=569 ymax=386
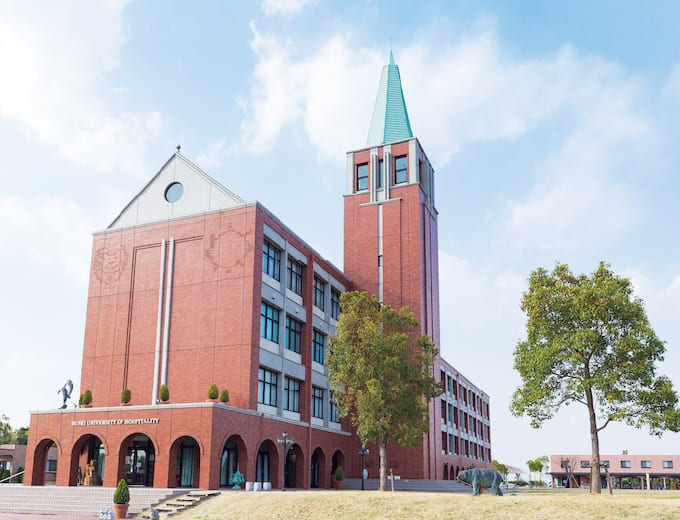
xmin=169 ymin=436 xmax=201 ymax=488
xmin=70 ymin=434 xmax=106 ymax=486
xmin=310 ymin=447 xmax=326 ymax=489
xmin=284 ymin=443 xmax=304 ymax=489
xmin=119 ymin=433 xmax=156 ymax=487
xmin=255 ymin=440 xmax=279 ymax=488
xmin=220 ymin=435 xmax=247 ymax=488
xmin=29 ymin=438 xmax=60 ymax=486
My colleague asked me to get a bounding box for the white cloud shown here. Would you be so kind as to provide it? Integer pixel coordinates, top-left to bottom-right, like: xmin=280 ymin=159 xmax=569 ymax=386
xmin=196 ymin=139 xmax=227 ymax=169
xmin=238 ymin=25 xmax=654 ymax=252
xmin=0 ymin=195 xmax=93 ymax=285
xmin=0 ymin=1 xmax=161 ymax=176
xmin=261 ymin=0 xmax=316 ymax=18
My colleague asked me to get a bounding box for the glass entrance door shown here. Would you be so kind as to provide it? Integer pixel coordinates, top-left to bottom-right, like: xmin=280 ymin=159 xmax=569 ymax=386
xmin=125 ymin=436 xmax=155 ymax=486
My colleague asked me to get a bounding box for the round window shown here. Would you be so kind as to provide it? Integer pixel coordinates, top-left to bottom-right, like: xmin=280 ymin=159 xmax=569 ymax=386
xmin=164 ymin=182 xmax=184 ymax=203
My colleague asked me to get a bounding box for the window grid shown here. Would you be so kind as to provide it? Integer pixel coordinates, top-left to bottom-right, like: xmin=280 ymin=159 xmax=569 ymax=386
xmin=285 ymin=316 xmax=302 ymax=353
xmin=331 ymin=288 xmax=341 ymax=320
xmin=284 ymin=377 xmax=300 ymax=412
xmin=287 ymin=257 xmax=302 ymax=296
xmin=663 ymin=460 xmax=674 ymax=469
xmin=312 ymin=387 xmax=324 ymax=418
xmin=641 ymin=460 xmax=651 ymax=468
xmin=313 ymin=330 xmax=326 ymax=364
xmin=258 ymin=368 xmax=277 ymax=406
xmin=260 ymin=302 xmax=280 ymax=343
xmin=356 ymin=163 xmax=369 ymax=191
xmin=262 ymin=240 xmax=281 ymax=280
xmin=394 ymin=155 xmax=408 ymax=184
xmin=314 ymin=276 xmax=326 ymax=311
xmin=620 ymin=460 xmax=631 ymax=468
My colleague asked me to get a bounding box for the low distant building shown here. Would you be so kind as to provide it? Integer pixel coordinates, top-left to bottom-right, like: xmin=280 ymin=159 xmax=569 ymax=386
xmin=1 ymin=444 xmax=57 ymax=484
xmin=550 ymin=454 xmax=680 ymax=490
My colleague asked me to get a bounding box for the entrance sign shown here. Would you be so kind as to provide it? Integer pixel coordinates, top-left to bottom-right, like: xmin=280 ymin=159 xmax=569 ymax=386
xmin=72 ymin=418 xmax=159 ymax=426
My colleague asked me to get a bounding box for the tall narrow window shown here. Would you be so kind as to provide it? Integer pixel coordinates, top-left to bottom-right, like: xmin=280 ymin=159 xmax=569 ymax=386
xmin=313 ymin=329 xmax=326 ymax=364
xmin=285 ymin=316 xmax=302 ymax=353
xmin=312 ymin=387 xmax=324 ymax=418
xmin=377 ymin=159 xmax=384 ymax=189
xmin=330 ymin=391 xmax=340 ymax=423
xmin=284 ymin=377 xmax=300 ymax=412
xmin=356 ymin=163 xmax=369 ymax=191
xmin=330 ymin=288 xmax=341 ymax=320
xmin=314 ymin=276 xmax=326 ymax=311
xmin=394 ymin=155 xmax=408 ymax=184
xmin=287 ymin=257 xmax=303 ymax=296
xmin=260 ymin=302 xmax=280 ymax=343
xmin=262 ymin=240 xmax=281 ymax=280
xmin=258 ymin=368 xmax=277 ymax=406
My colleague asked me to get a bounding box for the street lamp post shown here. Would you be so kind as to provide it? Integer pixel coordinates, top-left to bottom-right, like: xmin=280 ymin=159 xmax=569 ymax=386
xmin=358 ymin=444 xmax=370 ymax=491
xmin=277 ymin=431 xmax=294 ymax=491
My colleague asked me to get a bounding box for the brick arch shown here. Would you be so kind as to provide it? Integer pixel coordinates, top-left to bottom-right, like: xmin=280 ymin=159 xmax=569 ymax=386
xmin=310 ymin=446 xmax=327 ymax=489
xmin=29 ymin=437 xmax=61 ymax=486
xmin=255 ymin=439 xmax=280 ymax=488
xmin=219 ymin=434 xmax=249 ymax=488
xmin=69 ymin=433 xmax=108 ymax=486
xmin=169 ymin=435 xmax=202 ymax=488
xmin=116 ymin=432 xmax=159 ymax=487
xmin=284 ymin=442 xmax=305 ymax=489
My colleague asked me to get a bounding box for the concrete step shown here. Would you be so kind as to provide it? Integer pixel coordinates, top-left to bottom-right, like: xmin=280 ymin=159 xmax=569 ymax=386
xmin=0 ymin=483 xmax=184 ymax=516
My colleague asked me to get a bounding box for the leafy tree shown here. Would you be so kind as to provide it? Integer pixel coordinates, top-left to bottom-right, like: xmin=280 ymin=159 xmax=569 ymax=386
xmin=527 ymin=456 xmax=549 ymax=487
xmin=491 ymin=459 xmax=509 ymax=484
xmin=328 ymin=291 xmax=443 ymax=491
xmin=0 ymin=415 xmax=16 ymax=444
xmin=511 ymin=262 xmax=680 ymax=493
xmin=15 ymin=427 xmax=28 ymax=445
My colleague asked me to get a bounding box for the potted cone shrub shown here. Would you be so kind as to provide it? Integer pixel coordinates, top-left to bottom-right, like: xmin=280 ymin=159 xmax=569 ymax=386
xmin=80 ymin=390 xmax=93 ymax=407
xmin=207 ymin=383 xmax=219 ymax=400
xmin=121 ymin=388 xmax=131 ymax=405
xmin=219 ymin=388 xmax=230 ymax=403
xmin=112 ymin=478 xmax=130 ymax=518
xmin=334 ymin=466 xmax=344 ymax=490
xmin=159 ymin=384 xmax=169 ymax=402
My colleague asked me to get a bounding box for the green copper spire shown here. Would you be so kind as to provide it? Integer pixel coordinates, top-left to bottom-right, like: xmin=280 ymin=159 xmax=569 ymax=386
xmin=366 ymin=51 xmax=413 ymax=147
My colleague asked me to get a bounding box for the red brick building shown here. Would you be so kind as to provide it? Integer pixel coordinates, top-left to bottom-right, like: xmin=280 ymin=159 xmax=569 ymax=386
xmin=24 ymin=54 xmax=491 ymax=489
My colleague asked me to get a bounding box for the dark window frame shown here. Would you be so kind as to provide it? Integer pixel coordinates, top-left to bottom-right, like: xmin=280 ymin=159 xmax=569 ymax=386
xmin=286 ymin=257 xmax=303 ymax=296
xmin=314 ymin=276 xmax=326 ymax=311
xmin=284 ymin=377 xmax=301 ymax=412
xmin=258 ymin=368 xmax=278 ymax=406
xmin=312 ymin=386 xmax=324 ymax=418
xmin=285 ymin=315 xmax=302 ymax=353
xmin=313 ymin=329 xmax=326 ymax=364
xmin=260 ymin=302 xmax=280 ymax=343
xmin=356 ymin=163 xmax=369 ymax=191
xmin=394 ymin=155 xmax=408 ymax=184
xmin=262 ymin=239 xmax=281 ymax=281
xmin=330 ymin=288 xmax=341 ymax=320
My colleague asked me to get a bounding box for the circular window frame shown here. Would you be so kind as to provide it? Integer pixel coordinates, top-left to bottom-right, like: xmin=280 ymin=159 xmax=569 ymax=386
xmin=164 ymin=182 xmax=184 ymax=203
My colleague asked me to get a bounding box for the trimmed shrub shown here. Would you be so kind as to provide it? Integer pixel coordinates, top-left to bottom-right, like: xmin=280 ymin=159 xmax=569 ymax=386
xmin=121 ymin=388 xmax=131 ymax=404
xmin=159 ymin=384 xmax=170 ymax=402
xmin=81 ymin=390 xmax=92 ymax=405
xmin=334 ymin=466 xmax=344 ymax=481
xmin=207 ymin=383 xmax=219 ymax=400
xmin=219 ymin=388 xmax=230 ymax=403
xmin=113 ymin=479 xmax=130 ymax=504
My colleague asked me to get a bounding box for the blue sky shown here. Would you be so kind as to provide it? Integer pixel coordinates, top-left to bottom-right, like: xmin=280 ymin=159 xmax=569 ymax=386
xmin=2 ymin=0 xmax=680 ymax=473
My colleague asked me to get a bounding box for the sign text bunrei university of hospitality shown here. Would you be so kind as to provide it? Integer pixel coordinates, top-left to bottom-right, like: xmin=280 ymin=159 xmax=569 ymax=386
xmin=72 ymin=418 xmax=160 ymax=426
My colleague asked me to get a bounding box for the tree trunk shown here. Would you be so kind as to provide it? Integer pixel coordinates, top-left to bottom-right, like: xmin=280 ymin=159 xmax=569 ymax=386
xmin=585 ymin=384 xmax=602 ymax=493
xmin=379 ymin=442 xmax=387 ymax=491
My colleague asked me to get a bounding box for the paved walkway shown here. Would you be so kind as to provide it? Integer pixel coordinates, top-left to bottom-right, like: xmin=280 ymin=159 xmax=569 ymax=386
xmin=0 ymin=514 xmax=94 ymax=520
